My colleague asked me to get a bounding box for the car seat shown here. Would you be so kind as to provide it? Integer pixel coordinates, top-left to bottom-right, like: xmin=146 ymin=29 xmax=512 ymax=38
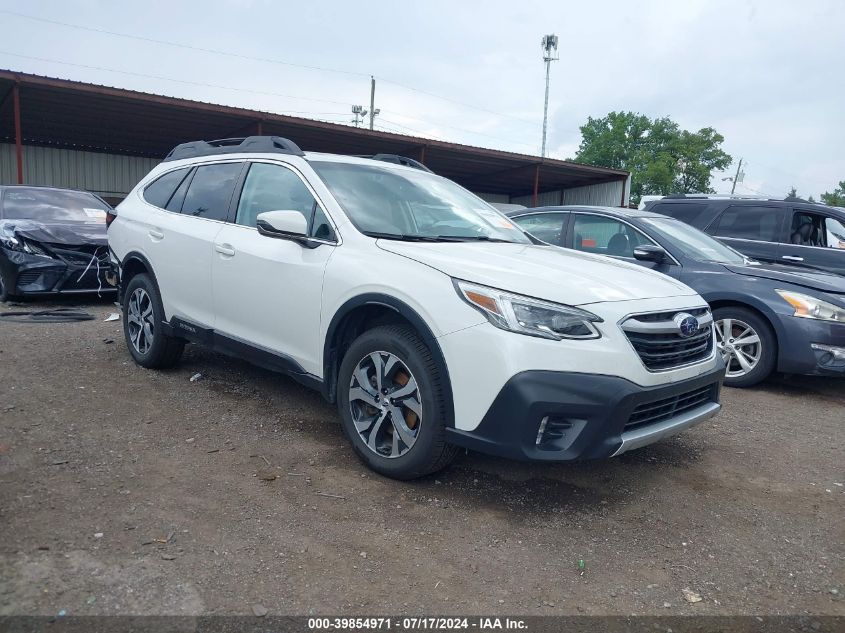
xmin=606 ymin=232 xmax=630 ymax=256
xmin=791 ymin=219 xmax=814 ymax=245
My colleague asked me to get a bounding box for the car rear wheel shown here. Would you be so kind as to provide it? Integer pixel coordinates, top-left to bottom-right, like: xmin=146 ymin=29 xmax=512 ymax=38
xmin=122 ymin=273 xmax=184 ymax=369
xmin=337 ymin=325 xmax=458 ymax=479
xmin=713 ymin=306 xmax=776 ymax=388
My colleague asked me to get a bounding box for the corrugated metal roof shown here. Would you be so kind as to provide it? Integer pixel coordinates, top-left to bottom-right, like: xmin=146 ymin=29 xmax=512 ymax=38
xmin=0 ymin=69 xmax=628 ymax=197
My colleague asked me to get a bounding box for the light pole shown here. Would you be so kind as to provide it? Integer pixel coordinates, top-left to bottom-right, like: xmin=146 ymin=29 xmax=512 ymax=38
xmin=540 ymin=34 xmax=559 ymax=158
xmin=351 ymin=105 xmax=368 ymax=128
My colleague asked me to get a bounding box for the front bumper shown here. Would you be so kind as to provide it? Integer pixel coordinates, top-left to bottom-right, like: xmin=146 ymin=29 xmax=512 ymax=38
xmin=445 ymin=362 xmax=725 ymax=461
xmin=775 ymin=314 xmax=845 ymax=376
xmin=2 ymin=250 xmax=115 ymax=296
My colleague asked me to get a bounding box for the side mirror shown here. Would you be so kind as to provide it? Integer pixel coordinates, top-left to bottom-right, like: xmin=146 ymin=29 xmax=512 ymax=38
xmin=633 ymin=244 xmax=667 ymax=262
xmin=256 ymin=210 xmax=313 ymax=246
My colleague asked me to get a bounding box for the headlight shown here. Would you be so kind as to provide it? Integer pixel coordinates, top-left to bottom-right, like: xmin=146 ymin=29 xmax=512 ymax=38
xmin=0 ymin=233 xmax=52 ymax=258
xmin=454 ymin=279 xmax=602 ymax=340
xmin=776 ymin=289 xmax=845 ymax=323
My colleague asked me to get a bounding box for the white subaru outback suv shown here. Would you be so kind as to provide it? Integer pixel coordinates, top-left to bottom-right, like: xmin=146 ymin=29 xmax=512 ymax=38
xmin=108 ymin=136 xmax=725 ymax=479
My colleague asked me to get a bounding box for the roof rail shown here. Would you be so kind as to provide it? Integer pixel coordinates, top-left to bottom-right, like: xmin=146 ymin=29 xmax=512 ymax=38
xmin=163 ymin=136 xmax=305 ymax=162
xmin=358 ymin=154 xmax=433 ymax=173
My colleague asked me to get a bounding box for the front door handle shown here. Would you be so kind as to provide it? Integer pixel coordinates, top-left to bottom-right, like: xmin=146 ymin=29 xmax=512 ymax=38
xmin=782 ymin=255 xmax=804 ymax=262
xmin=148 ymin=228 xmax=164 ymax=240
xmin=215 ymin=243 xmax=236 ymax=257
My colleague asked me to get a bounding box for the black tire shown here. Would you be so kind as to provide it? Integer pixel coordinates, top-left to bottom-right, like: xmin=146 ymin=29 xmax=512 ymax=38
xmin=122 ymin=273 xmax=184 ymax=369
xmin=0 ymin=272 xmax=14 ymax=302
xmin=713 ymin=306 xmax=777 ymax=388
xmin=337 ymin=325 xmax=458 ymax=480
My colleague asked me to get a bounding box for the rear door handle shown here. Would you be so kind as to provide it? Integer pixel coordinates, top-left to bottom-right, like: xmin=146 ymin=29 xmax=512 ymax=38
xmin=782 ymin=255 xmax=804 ymax=262
xmin=215 ymin=243 xmax=236 ymax=257
xmin=148 ymin=228 xmax=164 ymax=240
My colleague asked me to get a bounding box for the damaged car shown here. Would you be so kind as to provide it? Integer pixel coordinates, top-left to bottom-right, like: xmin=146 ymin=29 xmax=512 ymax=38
xmin=0 ymin=185 xmax=115 ymax=301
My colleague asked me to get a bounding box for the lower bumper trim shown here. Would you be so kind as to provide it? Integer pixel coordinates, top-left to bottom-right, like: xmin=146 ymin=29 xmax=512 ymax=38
xmin=446 ymin=363 xmax=725 ymax=462
xmin=611 ymin=401 xmax=721 ymax=456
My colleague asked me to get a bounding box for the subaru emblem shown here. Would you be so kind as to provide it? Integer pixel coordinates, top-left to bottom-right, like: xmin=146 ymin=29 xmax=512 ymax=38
xmin=674 ymin=312 xmax=700 ymax=338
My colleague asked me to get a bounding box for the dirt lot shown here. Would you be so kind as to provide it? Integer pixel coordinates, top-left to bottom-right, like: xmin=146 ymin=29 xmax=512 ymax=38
xmin=0 ymin=299 xmax=842 ymax=617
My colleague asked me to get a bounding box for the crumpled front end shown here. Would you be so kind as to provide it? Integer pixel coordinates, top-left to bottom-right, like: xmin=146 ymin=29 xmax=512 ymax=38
xmin=0 ymin=220 xmax=115 ymax=296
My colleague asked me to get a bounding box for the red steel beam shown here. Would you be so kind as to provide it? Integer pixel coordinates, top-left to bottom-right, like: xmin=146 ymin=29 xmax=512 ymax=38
xmin=13 ymin=81 xmax=23 ymax=184
xmin=532 ymin=164 xmax=540 ymax=207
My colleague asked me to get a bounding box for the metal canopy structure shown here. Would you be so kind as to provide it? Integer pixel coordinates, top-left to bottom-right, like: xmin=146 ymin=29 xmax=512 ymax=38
xmin=0 ymin=69 xmax=628 ymax=203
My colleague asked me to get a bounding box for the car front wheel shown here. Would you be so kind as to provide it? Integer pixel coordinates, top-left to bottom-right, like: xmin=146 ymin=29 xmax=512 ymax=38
xmin=713 ymin=306 xmax=776 ymax=388
xmin=337 ymin=325 xmax=458 ymax=479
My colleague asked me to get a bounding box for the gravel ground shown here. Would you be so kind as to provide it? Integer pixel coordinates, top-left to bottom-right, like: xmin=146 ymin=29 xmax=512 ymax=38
xmin=0 ymin=299 xmax=842 ymax=617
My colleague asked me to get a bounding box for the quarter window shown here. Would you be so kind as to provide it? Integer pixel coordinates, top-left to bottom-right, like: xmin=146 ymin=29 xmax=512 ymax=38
xmin=571 ymin=214 xmax=652 ymax=258
xmin=236 ymin=163 xmax=334 ymax=239
xmin=181 ymin=163 xmax=243 ymax=221
xmin=710 ymin=205 xmax=780 ymax=242
xmin=143 ymin=168 xmax=190 ymax=209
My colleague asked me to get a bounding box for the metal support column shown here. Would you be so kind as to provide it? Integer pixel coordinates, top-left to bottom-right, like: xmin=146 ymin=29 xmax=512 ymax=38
xmin=13 ymin=81 xmax=23 ymax=184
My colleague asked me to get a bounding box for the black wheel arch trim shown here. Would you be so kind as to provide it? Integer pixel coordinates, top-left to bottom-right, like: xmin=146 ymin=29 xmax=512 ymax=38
xmin=119 ymin=251 xmax=161 ymax=304
xmin=323 ymin=293 xmax=455 ymax=425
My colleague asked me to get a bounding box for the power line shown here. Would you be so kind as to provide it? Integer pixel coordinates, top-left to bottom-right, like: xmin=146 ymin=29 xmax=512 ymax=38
xmin=0 ymin=51 xmax=354 ymax=108
xmin=0 ymin=9 xmax=368 ymax=79
xmin=380 ymin=110 xmax=537 ymax=149
xmin=0 ymin=9 xmax=540 ymax=129
xmin=378 ymin=78 xmax=540 ymax=127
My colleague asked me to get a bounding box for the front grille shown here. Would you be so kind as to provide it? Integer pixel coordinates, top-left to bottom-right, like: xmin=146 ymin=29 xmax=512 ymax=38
xmin=622 ymin=308 xmax=714 ymax=371
xmin=49 ymin=245 xmax=108 ymax=266
xmin=626 ymin=385 xmax=715 ymax=432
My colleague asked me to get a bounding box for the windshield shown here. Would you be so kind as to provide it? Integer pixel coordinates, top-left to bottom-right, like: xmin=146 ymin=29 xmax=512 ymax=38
xmin=2 ymin=188 xmax=110 ymax=222
xmin=311 ymin=161 xmax=531 ymax=243
xmin=643 ymin=217 xmax=748 ymax=264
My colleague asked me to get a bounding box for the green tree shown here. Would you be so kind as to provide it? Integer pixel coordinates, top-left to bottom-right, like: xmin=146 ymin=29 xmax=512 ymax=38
xmin=574 ymin=111 xmax=732 ymax=204
xmin=786 ymin=186 xmax=798 ymax=198
xmin=821 ymin=181 xmax=845 ymax=207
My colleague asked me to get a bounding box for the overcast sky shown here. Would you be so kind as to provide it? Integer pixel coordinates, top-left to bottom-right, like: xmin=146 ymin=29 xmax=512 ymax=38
xmin=0 ymin=0 xmax=842 ymax=199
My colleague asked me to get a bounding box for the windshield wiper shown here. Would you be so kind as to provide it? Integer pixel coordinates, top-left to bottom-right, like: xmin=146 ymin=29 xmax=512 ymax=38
xmin=362 ymin=231 xmax=440 ymax=242
xmin=363 ymin=231 xmax=497 ymax=243
xmin=434 ymin=235 xmax=515 ymax=243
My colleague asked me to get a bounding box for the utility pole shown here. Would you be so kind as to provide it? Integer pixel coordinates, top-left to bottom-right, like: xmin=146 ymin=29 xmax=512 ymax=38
xmin=540 ymin=34 xmax=559 ymax=158
xmin=369 ymin=76 xmax=377 ymax=131
xmin=730 ymin=158 xmax=743 ymax=195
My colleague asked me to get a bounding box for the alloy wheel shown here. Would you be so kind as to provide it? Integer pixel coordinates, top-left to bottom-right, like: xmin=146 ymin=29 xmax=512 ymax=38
xmin=127 ymin=287 xmax=155 ymax=355
xmin=348 ymin=351 xmax=422 ymax=459
xmin=715 ymin=318 xmax=762 ymax=378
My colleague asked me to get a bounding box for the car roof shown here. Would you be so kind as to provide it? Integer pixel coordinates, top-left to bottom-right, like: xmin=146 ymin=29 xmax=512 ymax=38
xmin=507 ymin=205 xmax=667 ymax=220
xmin=647 ymin=196 xmax=840 ymax=213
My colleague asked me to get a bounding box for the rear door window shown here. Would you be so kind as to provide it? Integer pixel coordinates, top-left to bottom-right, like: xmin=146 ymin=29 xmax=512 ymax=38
xmin=709 ymin=205 xmax=782 ymax=242
xmin=143 ymin=168 xmax=190 ymax=209
xmin=181 ymin=163 xmax=243 ymax=221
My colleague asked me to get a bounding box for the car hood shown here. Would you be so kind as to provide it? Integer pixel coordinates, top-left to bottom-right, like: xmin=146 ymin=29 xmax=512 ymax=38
xmin=723 ymin=262 xmax=845 ymax=294
xmin=0 ymin=219 xmax=108 ymax=247
xmin=377 ymin=240 xmax=698 ymax=306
